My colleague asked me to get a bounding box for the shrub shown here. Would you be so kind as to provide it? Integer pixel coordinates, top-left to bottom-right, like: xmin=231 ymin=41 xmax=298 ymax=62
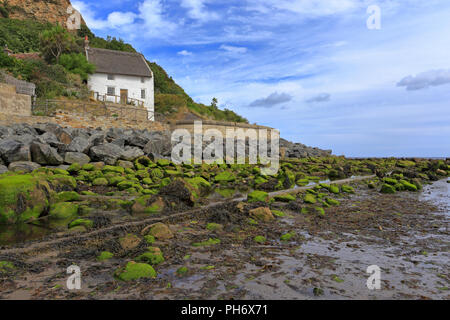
xmin=58 ymin=53 xmax=95 ymax=81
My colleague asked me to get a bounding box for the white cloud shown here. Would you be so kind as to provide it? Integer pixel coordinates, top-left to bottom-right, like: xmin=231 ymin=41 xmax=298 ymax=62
xmin=181 ymin=0 xmax=219 ymax=22
xmin=138 ymin=0 xmax=177 ymax=36
xmin=397 ymin=69 xmax=450 ymax=91
xmin=107 ymin=11 xmax=137 ymax=28
xmin=178 ymin=50 xmax=193 ymax=56
xmin=220 ymin=44 xmax=248 ymax=54
xmin=251 ymin=0 xmax=359 ymax=16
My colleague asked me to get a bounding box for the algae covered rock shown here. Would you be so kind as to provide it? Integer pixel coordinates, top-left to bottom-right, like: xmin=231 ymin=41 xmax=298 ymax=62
xmin=274 ymin=194 xmax=296 ymax=202
xmin=247 ymin=190 xmax=269 ymax=203
xmin=97 ymin=251 xmax=114 ymax=261
xmin=249 ymin=207 xmax=274 ymax=222
xmin=115 ymin=261 xmax=157 ymax=281
xmin=254 ymin=236 xmax=266 ymax=243
xmin=132 ymin=196 xmax=165 ymax=214
xmin=49 ymin=202 xmax=79 ymax=220
xmin=214 ymin=171 xmax=236 ymax=183
xmin=303 ymin=194 xmax=317 ymax=204
xmin=54 ymin=191 xmax=80 ymax=203
xmin=0 ymin=173 xmax=51 ymax=224
xmin=136 ymin=247 xmax=165 ymax=265
xmin=69 ymin=218 xmax=93 ymax=229
xmin=143 ymin=222 xmax=174 ymax=240
xmin=380 ymin=184 xmax=396 ymax=194
xmin=400 ymin=180 xmax=418 ymax=192
xmin=119 ymin=233 xmax=142 ymax=251
xmin=341 ymin=184 xmax=355 ymax=193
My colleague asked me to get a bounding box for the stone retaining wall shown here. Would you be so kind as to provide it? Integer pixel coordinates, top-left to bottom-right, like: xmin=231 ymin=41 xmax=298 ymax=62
xmin=0 ymin=83 xmax=32 ymax=116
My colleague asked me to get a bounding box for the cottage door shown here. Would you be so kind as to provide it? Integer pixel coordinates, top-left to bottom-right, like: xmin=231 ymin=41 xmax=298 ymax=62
xmin=120 ymin=89 xmax=128 ymax=104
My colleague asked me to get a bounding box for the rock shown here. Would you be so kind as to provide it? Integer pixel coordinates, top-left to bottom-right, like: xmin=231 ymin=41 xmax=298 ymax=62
xmin=49 ymin=202 xmax=79 ymax=220
xmin=88 ymin=133 xmax=105 ymax=147
xmin=115 ymin=261 xmax=157 ymax=281
xmin=249 ymin=207 xmax=274 ymax=222
xmin=143 ymin=131 xmax=172 ymax=156
xmin=380 ymin=184 xmax=396 ymax=194
xmin=142 ymin=222 xmax=174 ymax=240
xmin=0 ymin=139 xmax=29 ymax=164
xmin=68 ymin=218 xmax=93 ymax=229
xmin=121 ymin=147 xmax=144 ymax=161
xmin=0 ymin=164 xmax=8 ymax=174
xmin=8 ymin=161 xmax=41 ymax=173
xmin=119 ymin=233 xmax=141 ymax=251
xmin=90 ymin=143 xmax=124 ymax=165
xmin=117 ymin=160 xmax=134 ymax=169
xmin=304 ymin=194 xmax=317 ymax=204
xmin=127 ymin=133 xmax=150 ymax=148
xmin=247 ymin=190 xmax=269 ymax=203
xmin=136 ymin=247 xmax=164 ymax=265
xmin=55 ymin=128 xmax=72 ymax=145
xmin=30 ymin=142 xmax=63 ymax=165
xmin=67 ymin=137 xmax=90 ymax=153
xmin=132 ymin=196 xmax=165 ymax=214
xmin=64 ymin=152 xmax=91 ymax=165
xmin=0 ymin=174 xmax=50 ymax=224
xmin=214 ymin=171 xmax=236 ymax=183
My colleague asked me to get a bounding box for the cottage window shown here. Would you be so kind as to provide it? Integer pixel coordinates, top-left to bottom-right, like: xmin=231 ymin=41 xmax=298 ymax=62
xmin=107 ymin=74 xmax=115 ymax=80
xmin=141 ymin=77 xmax=145 ymax=83
xmin=141 ymin=89 xmax=146 ymax=99
xmin=107 ymin=86 xmax=115 ymax=96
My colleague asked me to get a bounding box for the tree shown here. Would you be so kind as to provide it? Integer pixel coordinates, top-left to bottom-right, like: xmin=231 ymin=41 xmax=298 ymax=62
xmin=40 ymin=25 xmax=75 ymax=64
xmin=58 ymin=53 xmax=95 ymax=81
xmin=211 ymin=97 xmax=218 ymax=109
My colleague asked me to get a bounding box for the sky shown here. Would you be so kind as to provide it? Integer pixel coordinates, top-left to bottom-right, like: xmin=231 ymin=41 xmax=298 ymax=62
xmin=72 ymin=0 xmax=450 ymax=157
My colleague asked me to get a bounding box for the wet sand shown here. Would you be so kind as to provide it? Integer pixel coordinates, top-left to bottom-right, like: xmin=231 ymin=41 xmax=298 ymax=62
xmin=0 ymin=179 xmax=448 ymax=300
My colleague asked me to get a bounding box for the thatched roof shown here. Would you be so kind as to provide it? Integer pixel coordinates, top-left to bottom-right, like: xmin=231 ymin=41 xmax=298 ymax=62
xmin=85 ymin=48 xmax=152 ymax=78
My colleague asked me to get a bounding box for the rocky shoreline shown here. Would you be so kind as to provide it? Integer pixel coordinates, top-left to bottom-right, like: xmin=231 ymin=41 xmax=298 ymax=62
xmin=0 ymin=122 xmax=448 ymax=300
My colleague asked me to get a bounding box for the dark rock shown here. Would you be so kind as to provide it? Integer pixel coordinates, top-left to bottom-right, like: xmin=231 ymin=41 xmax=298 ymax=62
xmin=0 ymin=139 xmax=26 ymax=164
xmin=67 ymin=137 xmax=91 ymax=153
xmin=64 ymin=152 xmax=91 ymax=165
xmin=30 ymin=142 xmax=64 ymax=165
xmin=90 ymin=143 xmax=124 ymax=165
xmin=8 ymin=161 xmax=41 ymax=173
xmin=88 ymin=133 xmax=105 ymax=147
xmin=121 ymin=147 xmax=144 ymax=161
xmin=143 ymin=131 xmax=172 ymax=156
xmin=0 ymin=164 xmax=8 ymax=174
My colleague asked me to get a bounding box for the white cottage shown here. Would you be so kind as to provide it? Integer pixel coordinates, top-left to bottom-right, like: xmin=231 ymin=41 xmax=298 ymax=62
xmin=85 ymin=42 xmax=154 ymax=121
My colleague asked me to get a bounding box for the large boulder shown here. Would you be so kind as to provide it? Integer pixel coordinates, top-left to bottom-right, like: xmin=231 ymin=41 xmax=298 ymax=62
xmin=67 ymin=137 xmax=91 ymax=153
xmin=128 ymin=132 xmax=150 ymax=148
xmin=121 ymin=147 xmax=144 ymax=161
xmin=0 ymin=164 xmax=8 ymax=174
xmin=0 ymin=173 xmax=51 ymax=224
xmin=0 ymin=140 xmax=31 ymax=164
xmin=30 ymin=142 xmax=63 ymax=165
xmin=64 ymin=152 xmax=91 ymax=165
xmin=8 ymin=161 xmax=41 ymax=173
xmin=90 ymin=143 xmax=124 ymax=165
xmin=88 ymin=133 xmax=105 ymax=147
xmin=143 ymin=131 xmax=172 ymax=157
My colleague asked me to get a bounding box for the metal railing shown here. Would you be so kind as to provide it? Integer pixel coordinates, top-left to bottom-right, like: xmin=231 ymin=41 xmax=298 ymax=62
xmin=32 ymin=100 xmax=154 ymax=122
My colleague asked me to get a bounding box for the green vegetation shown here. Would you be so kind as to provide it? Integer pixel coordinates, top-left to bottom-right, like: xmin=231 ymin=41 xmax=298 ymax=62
xmin=97 ymin=251 xmax=114 ymax=261
xmin=192 ymin=238 xmax=221 ymax=247
xmin=115 ymin=262 xmax=157 ymax=281
xmin=0 ymin=17 xmax=248 ymax=122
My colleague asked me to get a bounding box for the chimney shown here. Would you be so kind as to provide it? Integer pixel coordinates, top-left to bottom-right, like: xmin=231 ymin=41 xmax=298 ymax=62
xmin=3 ymin=45 xmax=13 ymax=56
xmin=84 ymin=36 xmax=90 ymax=50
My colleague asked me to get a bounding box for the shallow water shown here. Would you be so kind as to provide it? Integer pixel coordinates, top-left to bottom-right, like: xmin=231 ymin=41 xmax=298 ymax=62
xmin=420 ymin=179 xmax=450 ymax=215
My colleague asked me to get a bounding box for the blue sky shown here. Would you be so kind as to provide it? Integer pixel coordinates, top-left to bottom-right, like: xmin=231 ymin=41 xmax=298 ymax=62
xmin=73 ymin=0 xmax=450 ymax=157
